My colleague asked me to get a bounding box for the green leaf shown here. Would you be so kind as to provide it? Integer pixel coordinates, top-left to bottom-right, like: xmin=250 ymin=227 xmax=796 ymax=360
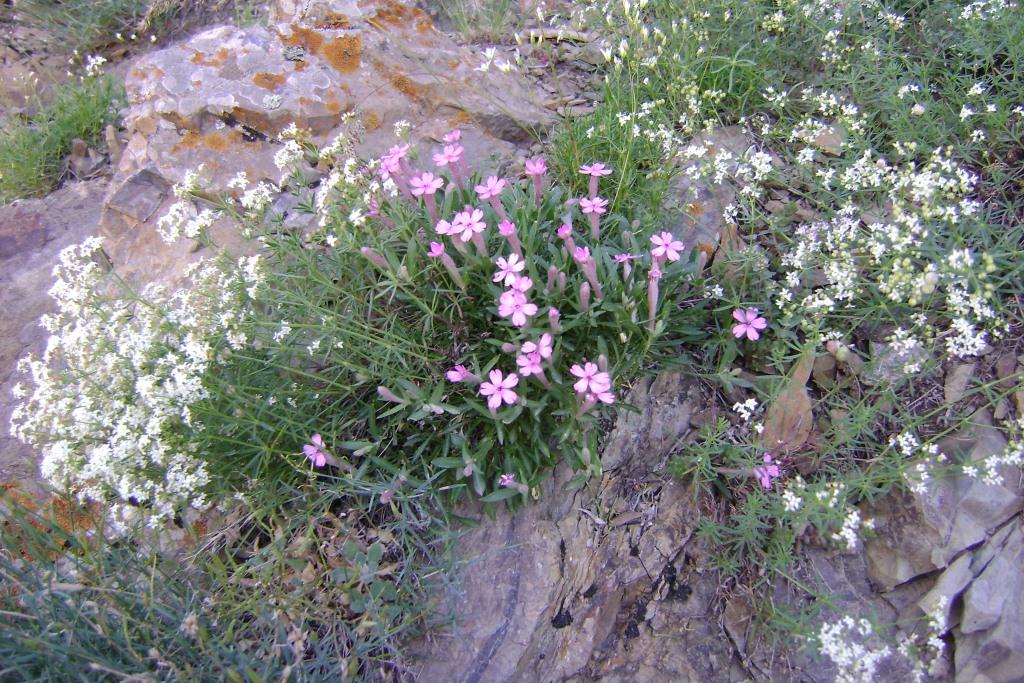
xmin=481 ymin=488 xmax=519 ymax=503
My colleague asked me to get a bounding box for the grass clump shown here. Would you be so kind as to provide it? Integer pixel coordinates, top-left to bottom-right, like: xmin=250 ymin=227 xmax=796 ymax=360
xmin=0 ymin=73 xmax=121 ymax=202
xmin=1 ymin=0 xmax=148 ymax=54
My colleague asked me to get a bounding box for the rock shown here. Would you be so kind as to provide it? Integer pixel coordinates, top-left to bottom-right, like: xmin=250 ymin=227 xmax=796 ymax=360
xmin=865 ymin=411 xmax=1023 ymax=591
xmin=993 ymin=353 xmax=1016 ymax=391
xmin=863 ymin=340 xmax=933 ymax=386
xmin=811 ymin=124 xmax=846 ymax=156
xmin=0 ymin=180 xmax=108 ymax=491
xmin=944 ymin=363 xmax=975 ymax=406
xmin=917 ymin=552 xmax=973 ymax=630
xmin=98 ymin=0 xmax=555 ymax=290
xmin=665 ymin=127 xmax=750 ymax=257
xmin=407 ymin=374 xmax=751 ymax=682
xmin=955 ymin=523 xmax=1024 ymax=683
xmin=120 ymin=1 xmax=554 ymax=189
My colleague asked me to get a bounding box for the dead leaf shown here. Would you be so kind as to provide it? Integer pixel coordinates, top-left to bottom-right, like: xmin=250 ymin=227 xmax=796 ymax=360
xmin=760 ymin=349 xmax=815 ymax=455
xmin=712 ymin=221 xmax=744 ymax=277
xmin=944 ymin=363 xmax=975 ymax=406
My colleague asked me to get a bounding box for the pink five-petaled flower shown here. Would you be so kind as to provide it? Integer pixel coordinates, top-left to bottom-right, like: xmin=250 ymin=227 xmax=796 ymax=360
xmin=753 ymin=454 xmax=781 ymax=489
xmin=479 ymin=369 xmax=519 ymax=412
xmin=525 ymin=157 xmax=547 ymax=176
xmin=498 ymin=289 xmax=537 ymax=327
xmin=580 ymin=163 xmax=613 ymax=197
xmin=732 ymin=307 xmax=768 ymax=341
xmin=570 ymin=361 xmax=611 ymax=395
xmin=443 ymin=129 xmax=461 ymax=144
xmin=452 ymin=207 xmax=486 ymax=243
xmin=499 ymin=473 xmax=516 ymax=487
xmin=516 ymin=351 xmax=544 ymax=376
xmin=493 ymin=253 xmax=525 ymax=286
xmin=428 ymin=241 xmax=445 ymax=258
xmin=410 ymin=171 xmax=444 ymax=196
xmin=557 ymin=224 xmax=572 ymax=239
xmin=475 ymin=175 xmax=507 ymax=200
xmin=521 ymin=333 xmax=553 ymax=360
xmin=303 ymin=434 xmax=333 ymax=468
xmin=432 ymin=144 xmax=464 ymax=167
xmin=579 ymin=196 xmax=608 ymax=215
xmin=579 ymin=162 xmax=613 ymax=177
xmin=650 ymin=232 xmax=685 ymax=263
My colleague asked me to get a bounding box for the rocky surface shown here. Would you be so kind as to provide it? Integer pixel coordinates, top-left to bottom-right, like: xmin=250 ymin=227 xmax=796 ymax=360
xmin=864 ymin=408 xmax=1024 ymax=683
xmin=96 ymin=0 xmax=557 ymax=290
xmin=0 ymin=180 xmax=108 ymax=491
xmin=407 ymin=373 xmax=758 ymax=682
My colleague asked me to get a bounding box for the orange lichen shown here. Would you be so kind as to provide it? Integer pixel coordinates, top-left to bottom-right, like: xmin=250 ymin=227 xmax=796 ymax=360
xmin=363 ymin=111 xmax=382 ymax=130
xmin=415 ymin=18 xmax=433 ymax=32
xmin=315 ymin=11 xmax=352 ymax=29
xmin=176 ymin=130 xmax=246 ymax=153
xmin=190 ymin=47 xmax=230 ymax=67
xmin=325 ymin=97 xmax=343 ymax=114
xmin=1 ymin=482 xmax=101 ymax=561
xmin=323 ymin=35 xmax=361 ymax=74
xmin=371 ymin=0 xmax=428 ymax=27
xmin=686 ymin=202 xmax=705 ymax=217
xmin=283 ymin=25 xmax=325 ymax=55
xmin=447 ymin=59 xmax=460 ymax=70
xmin=252 ymin=71 xmax=288 ymax=90
xmin=448 ymin=110 xmax=472 ymax=127
xmin=293 ymin=60 xmax=309 ymax=72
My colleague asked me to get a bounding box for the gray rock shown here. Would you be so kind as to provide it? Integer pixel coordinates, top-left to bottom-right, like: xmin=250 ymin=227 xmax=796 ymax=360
xmin=0 ymin=180 xmax=108 ymax=491
xmin=407 ymin=373 xmax=751 ymax=682
xmin=955 ymin=523 xmax=1024 ymax=683
xmin=865 ymin=411 xmax=1023 ymax=591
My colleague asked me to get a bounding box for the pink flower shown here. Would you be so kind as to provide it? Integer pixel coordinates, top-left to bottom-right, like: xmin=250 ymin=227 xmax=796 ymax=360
xmin=498 ymin=219 xmax=517 ymax=237
xmin=521 ymin=333 xmax=552 ymax=359
xmin=570 ymin=362 xmax=612 ymax=395
xmin=479 ymin=369 xmax=519 ymax=411
xmin=475 ymin=175 xmax=507 ymax=200
xmin=387 ymin=144 xmax=410 ymax=161
xmin=508 ymin=274 xmax=533 ymax=293
xmin=614 ymin=253 xmax=642 ymax=263
xmin=650 ymin=232 xmax=684 ymax=262
xmin=435 ymin=219 xmax=455 ymax=236
xmin=579 ymin=162 xmax=613 ymax=177
xmin=573 ymin=246 xmax=591 ymax=264
xmin=410 ymin=171 xmax=444 ymax=196
xmin=433 ymin=144 xmax=464 ymax=167
xmin=452 ymin=207 xmax=486 ymax=243
xmin=525 ymin=157 xmax=547 ymax=176
xmin=753 ymin=454 xmax=781 ymax=489
xmin=731 ymin=308 xmax=768 ymax=341
xmin=428 ymin=241 xmax=445 ymax=258
xmin=557 ymin=224 xmax=573 ymax=239
xmin=446 ymin=364 xmax=480 ymax=383
xmin=303 ymin=433 xmax=330 ymax=468
xmin=499 ymin=472 xmax=516 ymax=487
xmin=443 ymin=129 xmax=461 ymax=144
xmin=516 ymin=351 xmax=543 ymax=376
xmin=580 ymin=196 xmax=608 ymax=215
xmin=493 ymin=253 xmax=525 ymax=286
xmin=498 ymin=290 xmax=537 ymax=327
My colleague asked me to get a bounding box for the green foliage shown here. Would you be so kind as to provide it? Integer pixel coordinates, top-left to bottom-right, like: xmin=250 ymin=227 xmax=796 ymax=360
xmin=0 ymin=75 xmax=121 ymax=202
xmin=1 ymin=0 xmax=148 ymax=54
xmin=0 ymin=482 xmax=454 ymax=679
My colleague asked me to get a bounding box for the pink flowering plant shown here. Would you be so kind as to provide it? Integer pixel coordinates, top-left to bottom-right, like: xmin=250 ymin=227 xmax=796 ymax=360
xmin=266 ymin=130 xmax=711 ymax=501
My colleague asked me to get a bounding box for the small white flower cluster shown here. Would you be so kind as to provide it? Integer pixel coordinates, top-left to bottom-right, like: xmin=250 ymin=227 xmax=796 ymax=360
xmin=960 ymin=0 xmax=1018 ymax=21
xmin=832 ymin=505 xmax=874 ymax=550
xmin=10 ymin=239 xmax=263 ymax=530
xmin=732 ymin=397 xmax=758 ymax=421
xmin=815 ymin=616 xmax=893 ymax=683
